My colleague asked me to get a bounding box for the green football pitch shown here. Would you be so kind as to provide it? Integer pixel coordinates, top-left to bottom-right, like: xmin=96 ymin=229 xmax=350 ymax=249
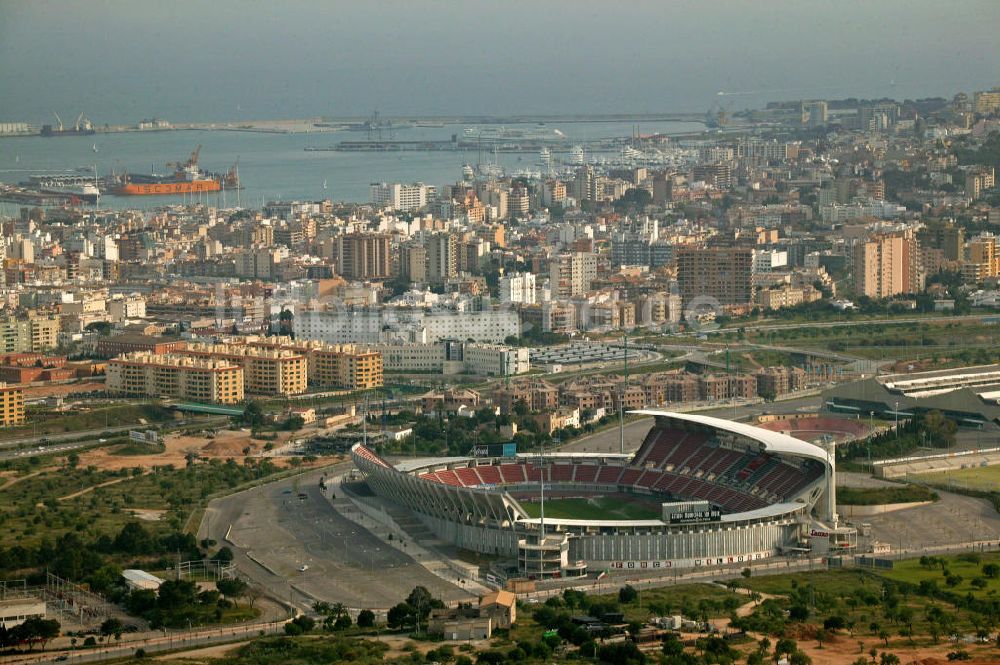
xmin=518 ymin=495 xmax=661 ymax=521
xmin=914 ymin=463 xmax=1000 ymax=492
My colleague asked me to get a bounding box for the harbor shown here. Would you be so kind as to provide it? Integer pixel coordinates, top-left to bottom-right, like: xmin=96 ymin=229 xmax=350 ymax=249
xmin=0 ymin=116 xmax=706 ymax=208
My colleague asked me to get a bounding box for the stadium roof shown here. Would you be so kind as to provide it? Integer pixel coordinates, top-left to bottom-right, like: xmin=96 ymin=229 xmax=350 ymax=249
xmin=629 ymin=410 xmax=831 ymax=465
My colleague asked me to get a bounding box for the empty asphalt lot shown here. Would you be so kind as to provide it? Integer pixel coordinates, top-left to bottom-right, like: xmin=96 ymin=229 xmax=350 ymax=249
xmin=201 ymin=463 xmax=472 ymax=611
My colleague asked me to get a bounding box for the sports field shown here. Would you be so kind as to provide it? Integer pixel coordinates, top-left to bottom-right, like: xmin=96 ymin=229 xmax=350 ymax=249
xmin=913 ymin=463 xmax=1000 ymax=492
xmin=518 ymin=495 xmax=661 ymax=520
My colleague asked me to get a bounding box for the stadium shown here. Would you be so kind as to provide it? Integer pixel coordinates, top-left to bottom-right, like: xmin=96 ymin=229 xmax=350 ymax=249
xmin=351 ymin=411 xmax=851 ymax=579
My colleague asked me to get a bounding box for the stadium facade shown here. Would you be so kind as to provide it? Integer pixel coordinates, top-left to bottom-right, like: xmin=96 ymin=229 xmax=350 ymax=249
xmin=352 ymin=411 xmax=849 ymax=578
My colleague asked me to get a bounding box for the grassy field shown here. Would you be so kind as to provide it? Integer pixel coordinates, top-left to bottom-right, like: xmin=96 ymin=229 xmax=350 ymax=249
xmin=0 ymin=402 xmax=179 ymax=440
xmin=836 ymin=484 xmax=938 ymax=505
xmin=913 ymin=464 xmax=1000 ymax=493
xmin=518 ymin=495 xmax=661 ymax=521
xmin=592 ymin=582 xmax=743 ymax=621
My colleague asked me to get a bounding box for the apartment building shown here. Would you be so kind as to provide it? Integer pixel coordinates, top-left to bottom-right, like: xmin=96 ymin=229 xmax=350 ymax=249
xmin=95 ymin=335 xmax=187 ymax=358
xmin=853 ymin=230 xmax=922 ymax=298
xmin=0 ymin=315 xmax=60 ymax=354
xmin=676 ymin=247 xmax=754 ymax=306
xmin=370 ymin=182 xmax=430 ymax=211
xmin=0 ymin=384 xmax=25 ymax=427
xmin=106 ymin=353 xmax=245 ymax=405
xmin=337 ymin=233 xmax=391 ymax=280
xmin=108 ymin=295 xmax=147 ymax=323
xmin=425 ymin=233 xmax=458 ymax=284
xmin=180 ymin=343 xmax=307 ymax=396
xmin=549 ymin=252 xmax=597 ymax=298
xmin=498 ymin=272 xmax=536 ymax=304
xmin=963 ymin=234 xmax=999 ymax=283
xmin=965 ymin=167 xmax=996 ymax=200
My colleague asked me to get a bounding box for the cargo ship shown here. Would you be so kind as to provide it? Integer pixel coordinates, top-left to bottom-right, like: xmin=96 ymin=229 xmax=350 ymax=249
xmin=111 ymin=146 xmax=240 ymax=196
xmin=40 ymin=111 xmax=96 ymax=136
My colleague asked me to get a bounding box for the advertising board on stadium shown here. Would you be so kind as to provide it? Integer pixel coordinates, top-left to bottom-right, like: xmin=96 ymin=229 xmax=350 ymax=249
xmin=601 ymin=551 xmax=770 ymax=571
xmin=472 ymin=443 xmax=517 ymax=458
xmin=667 ymin=508 xmax=722 ymax=524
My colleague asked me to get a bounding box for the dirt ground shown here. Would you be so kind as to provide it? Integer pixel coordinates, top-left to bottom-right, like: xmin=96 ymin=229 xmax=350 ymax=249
xmin=153 ymin=640 xmax=250 ymax=661
xmin=76 ymin=428 xmax=298 ymax=471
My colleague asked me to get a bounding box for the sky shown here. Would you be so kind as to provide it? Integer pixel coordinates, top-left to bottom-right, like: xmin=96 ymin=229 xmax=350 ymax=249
xmin=1 ymin=0 xmax=998 ymax=124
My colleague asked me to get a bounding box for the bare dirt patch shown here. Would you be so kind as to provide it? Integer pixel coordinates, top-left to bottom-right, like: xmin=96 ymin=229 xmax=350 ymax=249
xmin=75 ymin=428 xmax=299 ymax=472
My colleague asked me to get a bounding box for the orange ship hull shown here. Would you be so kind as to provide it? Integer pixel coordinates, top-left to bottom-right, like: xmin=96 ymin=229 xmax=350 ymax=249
xmin=115 ymin=180 xmax=222 ymax=195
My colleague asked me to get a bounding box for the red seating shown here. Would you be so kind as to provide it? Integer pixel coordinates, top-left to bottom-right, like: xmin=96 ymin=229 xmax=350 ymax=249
xmin=499 ymin=464 xmax=526 ymax=483
xmin=634 ymin=469 xmax=659 ymax=488
xmin=436 ymin=470 xmax=462 ymax=486
xmin=550 ymin=464 xmax=575 ymax=482
xmin=596 ymin=466 xmax=624 ymax=484
xmin=618 ymin=468 xmax=641 ymax=487
xmin=476 ymin=465 xmax=502 ymax=485
xmin=454 ymin=467 xmax=480 ymax=487
xmin=574 ymin=465 xmax=599 ymax=483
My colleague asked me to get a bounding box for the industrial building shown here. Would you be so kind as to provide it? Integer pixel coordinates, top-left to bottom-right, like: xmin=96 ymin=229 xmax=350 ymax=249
xmin=824 ymin=364 xmax=1000 ymax=427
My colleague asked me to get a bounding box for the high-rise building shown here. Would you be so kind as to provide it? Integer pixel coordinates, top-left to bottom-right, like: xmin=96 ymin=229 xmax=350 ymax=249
xmin=337 ymin=233 xmax=391 ymax=280
xmin=966 ymin=167 xmax=996 ymax=200
xmin=611 ymin=232 xmax=652 ymax=267
xmin=963 ymin=234 xmax=999 ymax=282
xmin=692 ymin=163 xmax=732 ymax=189
xmin=549 ymin=252 xmax=597 ymax=299
xmin=973 ymin=88 xmax=1000 ymax=115
xmin=399 ymin=243 xmax=427 ymax=283
xmin=425 ymin=233 xmax=458 ymax=283
xmin=509 ymin=184 xmax=531 ymax=218
xmin=370 ymin=182 xmax=430 ymax=211
xmin=802 ymin=100 xmax=828 ymax=128
xmin=853 ymin=230 xmax=922 ymax=298
xmin=498 ymin=272 xmax=536 ymax=304
xmin=676 ymin=247 xmax=753 ymax=305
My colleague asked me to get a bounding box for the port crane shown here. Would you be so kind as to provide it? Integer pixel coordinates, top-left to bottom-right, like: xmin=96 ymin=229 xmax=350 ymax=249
xmin=167 ymin=145 xmax=202 ymax=171
xmin=52 ymin=111 xmax=64 ymax=132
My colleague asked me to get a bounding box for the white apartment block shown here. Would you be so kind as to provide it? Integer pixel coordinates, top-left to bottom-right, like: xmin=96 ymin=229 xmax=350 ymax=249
xmin=752 ymin=249 xmax=788 ymax=273
xmin=370 ymin=182 xmax=430 ymax=211
xmin=378 ymin=341 xmax=530 ymax=376
xmin=294 ymin=307 xmax=519 ymax=345
xmin=109 ymin=295 xmax=146 ymax=323
xmin=498 ymin=272 xmax=536 ymax=304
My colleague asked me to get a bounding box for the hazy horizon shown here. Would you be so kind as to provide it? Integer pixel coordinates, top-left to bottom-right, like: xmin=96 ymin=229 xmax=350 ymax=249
xmin=1 ymin=0 xmax=998 ymax=125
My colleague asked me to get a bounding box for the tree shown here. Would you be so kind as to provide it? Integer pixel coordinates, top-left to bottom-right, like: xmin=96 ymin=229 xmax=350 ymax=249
xmin=357 ymin=608 xmax=376 ymax=628
xmin=240 ymin=401 xmax=265 ymax=429
xmin=775 ymin=638 xmax=798 ymax=663
xmin=216 ymin=578 xmax=247 ymax=601
xmin=212 ymin=546 xmax=234 ymax=563
xmin=100 ymin=618 xmax=123 ymax=641
xmin=790 ymin=652 xmax=812 ymax=665
xmin=824 ymin=616 xmax=847 ymax=632
xmin=982 ymin=563 xmax=1000 ymax=578
xmin=618 ymin=584 xmax=638 ymax=604
xmin=387 ymin=602 xmax=413 ymax=630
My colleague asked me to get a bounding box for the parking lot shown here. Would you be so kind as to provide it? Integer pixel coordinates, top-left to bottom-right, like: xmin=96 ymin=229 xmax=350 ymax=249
xmin=203 ymin=464 xmax=471 ymax=611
